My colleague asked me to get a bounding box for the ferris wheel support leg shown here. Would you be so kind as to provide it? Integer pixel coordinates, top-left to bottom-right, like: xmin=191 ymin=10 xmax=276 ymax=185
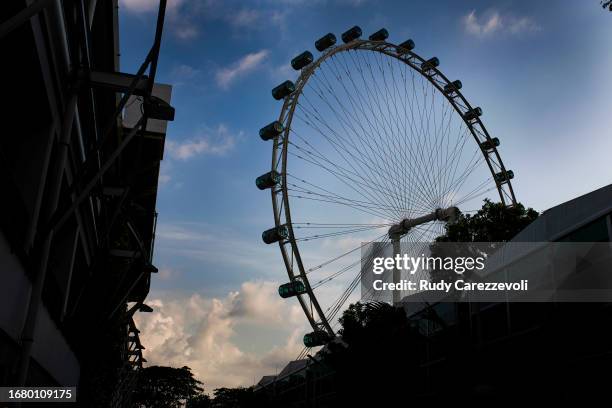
xmin=392 ymin=237 xmax=402 ymax=306
xmin=388 ymin=206 xmax=459 ymax=306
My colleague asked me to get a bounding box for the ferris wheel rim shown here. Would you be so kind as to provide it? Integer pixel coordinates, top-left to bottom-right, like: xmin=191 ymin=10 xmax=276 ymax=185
xmin=270 ymin=38 xmax=517 ymax=338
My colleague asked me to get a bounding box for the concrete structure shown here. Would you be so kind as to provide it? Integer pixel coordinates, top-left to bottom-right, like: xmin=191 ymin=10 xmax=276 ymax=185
xmin=0 ymin=1 xmax=172 ymax=406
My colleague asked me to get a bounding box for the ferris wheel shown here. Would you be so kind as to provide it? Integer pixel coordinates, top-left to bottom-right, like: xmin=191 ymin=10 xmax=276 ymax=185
xmin=256 ymin=26 xmax=516 ymax=348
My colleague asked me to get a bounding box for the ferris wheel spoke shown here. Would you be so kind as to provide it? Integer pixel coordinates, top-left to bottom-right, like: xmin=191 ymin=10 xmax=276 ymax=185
xmin=301 ymin=76 xmax=413 ymax=217
xmin=309 ymin=69 xmax=411 ymax=210
xmin=372 ymin=52 xmax=414 ymax=216
xmin=386 ymin=56 xmax=417 ymax=215
xmin=287 ymin=185 xmax=416 ymax=216
xmin=437 ymin=118 xmax=466 ymax=204
xmin=452 ymin=178 xmax=496 ymax=208
xmin=287 ymin=148 xmax=407 ymax=219
xmin=438 ymin=127 xmax=473 ymax=199
xmin=345 ymin=51 xmax=434 ymax=211
xmin=288 ymin=136 xmax=432 ymax=216
xmin=398 ymin=62 xmax=433 ymax=218
xmin=337 ymin=52 xmax=410 ymax=203
xmin=286 ymin=172 xmax=423 ymax=217
xmin=329 ymin=52 xmax=405 ymax=180
xmin=433 ymin=95 xmax=457 ymax=205
xmin=350 ymin=51 xmax=415 ymax=209
xmin=297 ymin=89 xmax=410 ymax=214
xmin=404 ymin=71 xmax=441 ymax=207
xmin=293 ymin=222 xmax=393 ymax=228
xmin=306 ymin=231 xmax=390 ymax=274
xmin=293 ymin=224 xmax=391 ymax=242
xmin=293 ymin=104 xmax=407 ymax=213
xmin=311 ymin=238 xmax=389 ymax=289
xmin=323 ymin=56 xmax=403 ymax=179
xmin=440 ymin=149 xmax=486 ymax=205
xmin=288 ymin=194 xmax=402 ymax=221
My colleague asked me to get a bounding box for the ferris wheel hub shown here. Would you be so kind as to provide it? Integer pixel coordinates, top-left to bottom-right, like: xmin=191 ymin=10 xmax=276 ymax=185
xmin=388 ymin=206 xmax=459 ymax=239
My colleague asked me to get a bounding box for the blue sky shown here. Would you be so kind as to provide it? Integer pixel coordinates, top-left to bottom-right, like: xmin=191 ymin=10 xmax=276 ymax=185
xmin=121 ymin=0 xmax=612 ymax=391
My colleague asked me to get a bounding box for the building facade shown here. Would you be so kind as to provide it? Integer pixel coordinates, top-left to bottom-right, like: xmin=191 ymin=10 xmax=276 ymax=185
xmin=0 ymin=1 xmax=172 ymax=406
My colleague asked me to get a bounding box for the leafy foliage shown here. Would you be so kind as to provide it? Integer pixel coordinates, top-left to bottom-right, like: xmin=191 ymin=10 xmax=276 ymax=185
xmin=428 ymin=199 xmax=538 ymax=282
xmin=211 ymin=387 xmax=259 ymax=407
xmin=435 ymin=199 xmax=538 ymax=243
xmin=602 ymin=1 xmax=612 ymax=11
xmin=133 ymin=366 xmax=204 ymax=408
xmin=186 ymin=393 xmax=212 ymax=408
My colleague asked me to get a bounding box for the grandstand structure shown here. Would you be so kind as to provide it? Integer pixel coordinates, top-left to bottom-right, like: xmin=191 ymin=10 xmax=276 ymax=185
xmin=0 ymin=1 xmax=173 ymax=405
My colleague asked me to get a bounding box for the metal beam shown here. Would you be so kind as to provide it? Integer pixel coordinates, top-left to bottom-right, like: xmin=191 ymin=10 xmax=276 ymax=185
xmin=86 ymin=71 xmax=150 ymax=96
xmin=388 ymin=207 xmax=459 ymax=239
xmin=0 ymin=0 xmax=54 ymax=40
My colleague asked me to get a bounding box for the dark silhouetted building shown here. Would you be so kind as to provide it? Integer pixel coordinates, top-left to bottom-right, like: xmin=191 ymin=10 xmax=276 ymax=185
xmin=1 ymin=1 xmax=171 ymax=406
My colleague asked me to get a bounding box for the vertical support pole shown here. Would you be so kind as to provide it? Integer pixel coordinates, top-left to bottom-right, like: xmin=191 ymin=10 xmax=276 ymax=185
xmin=392 ymin=237 xmax=401 ymax=306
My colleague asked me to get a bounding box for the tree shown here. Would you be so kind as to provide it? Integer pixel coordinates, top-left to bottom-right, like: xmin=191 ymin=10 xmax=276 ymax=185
xmin=133 ymin=365 xmax=204 ymax=408
xmin=429 ymin=199 xmax=538 ymax=282
xmin=602 ymin=1 xmax=612 ymax=11
xmin=186 ymin=394 xmax=212 ymax=408
xmin=435 ymin=198 xmax=538 ymax=243
xmin=211 ymin=387 xmax=258 ymax=407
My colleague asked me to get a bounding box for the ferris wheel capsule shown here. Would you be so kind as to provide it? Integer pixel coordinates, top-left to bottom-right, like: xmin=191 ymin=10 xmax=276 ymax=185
xmin=398 ymin=39 xmax=415 ymax=52
xmin=262 ymin=225 xmax=289 ymax=244
xmin=303 ymin=330 xmax=331 ymax=347
xmin=291 ymin=51 xmax=314 ymax=70
xmin=444 ymin=80 xmax=463 ymax=94
xmin=480 ymin=137 xmax=500 ymax=151
xmin=369 ymin=28 xmax=389 ymax=42
xmin=272 ymin=80 xmax=295 ymax=100
xmin=259 ymin=121 xmax=284 ymax=141
xmin=278 ymin=280 xmax=306 ymax=298
xmin=256 ymin=171 xmax=281 ymax=190
xmin=495 ymin=170 xmax=514 ymax=183
xmin=464 ymin=106 xmax=483 ymax=122
xmin=315 ymin=33 xmax=336 ymax=52
xmin=341 ymin=26 xmax=362 ymax=43
xmin=421 ymin=57 xmax=440 ymax=72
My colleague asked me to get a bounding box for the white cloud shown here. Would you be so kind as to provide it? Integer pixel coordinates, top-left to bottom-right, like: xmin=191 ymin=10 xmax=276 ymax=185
xmin=463 ymin=10 xmax=502 ymax=36
xmin=134 ymin=282 xmax=307 ymax=391
xmin=216 ymin=50 xmax=269 ymax=89
xmin=120 ymin=0 xmax=199 ymax=40
xmin=166 ymin=124 xmax=239 ymax=160
xmin=508 ymin=16 xmax=541 ymax=34
xmin=229 ymin=9 xmax=261 ymax=27
xmin=462 ymin=10 xmax=540 ymax=37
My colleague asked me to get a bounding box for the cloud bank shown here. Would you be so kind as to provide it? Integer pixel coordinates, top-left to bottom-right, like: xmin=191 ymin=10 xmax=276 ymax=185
xmin=134 ymin=281 xmax=307 ymax=392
